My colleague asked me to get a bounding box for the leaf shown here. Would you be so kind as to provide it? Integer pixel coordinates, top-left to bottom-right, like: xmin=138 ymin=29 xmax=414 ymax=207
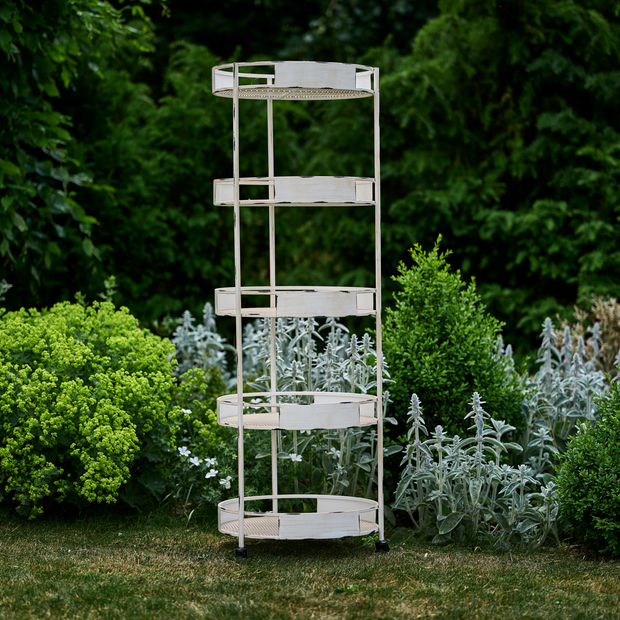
xmin=438 ymin=511 xmax=464 ymax=535
xmin=492 ymin=511 xmax=510 ymax=532
xmin=432 ymin=533 xmax=453 ymax=544
xmin=49 ymin=194 xmax=71 ymax=214
xmin=394 ymin=474 xmax=414 ymax=503
xmin=322 ymin=452 xmax=334 ymax=474
xmin=383 ymin=445 xmax=403 ymax=457
xmin=0 ymin=28 xmax=12 ymax=47
xmin=10 ymin=211 xmax=27 ymax=232
xmin=0 ymin=158 xmax=19 ymax=177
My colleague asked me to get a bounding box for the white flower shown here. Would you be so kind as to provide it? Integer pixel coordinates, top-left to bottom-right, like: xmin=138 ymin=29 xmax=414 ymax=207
xmin=205 ymin=469 xmax=219 ymax=479
xmin=329 ymin=447 xmax=341 ymax=459
xmin=250 ymin=398 xmax=262 ymax=404
xmin=300 ymin=430 xmax=312 ymax=435
xmin=220 ymin=476 xmax=232 ymax=489
xmin=189 ymin=456 xmax=203 ymax=467
xmin=204 ymin=457 xmax=217 ymax=467
xmin=290 ymin=453 xmax=302 ymax=462
xmin=181 ymin=408 xmax=192 ymax=414
xmin=178 ymin=446 xmax=191 ymax=457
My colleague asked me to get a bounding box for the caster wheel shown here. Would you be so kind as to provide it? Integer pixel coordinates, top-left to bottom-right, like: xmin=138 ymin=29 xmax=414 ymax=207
xmin=235 ymin=547 xmax=248 ymax=560
xmin=375 ymin=540 xmax=390 ymax=553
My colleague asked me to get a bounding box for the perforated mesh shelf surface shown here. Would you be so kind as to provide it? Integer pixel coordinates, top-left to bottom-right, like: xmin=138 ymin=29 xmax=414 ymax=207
xmin=219 ymin=413 xmax=377 ymax=429
xmin=220 ymin=516 xmax=378 ymax=539
xmin=213 ymin=86 xmax=373 ymax=101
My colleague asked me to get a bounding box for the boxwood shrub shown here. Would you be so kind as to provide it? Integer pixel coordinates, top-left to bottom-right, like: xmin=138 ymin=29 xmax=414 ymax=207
xmin=557 ymin=383 xmax=620 ymax=556
xmin=383 ymin=238 xmax=523 ymax=438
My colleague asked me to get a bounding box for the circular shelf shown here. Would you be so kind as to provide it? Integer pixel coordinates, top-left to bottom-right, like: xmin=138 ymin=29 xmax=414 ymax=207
xmin=219 ymin=495 xmax=379 ymax=540
xmin=215 ymin=286 xmax=375 ymax=319
xmin=214 ymin=176 xmax=375 ymax=207
xmin=217 ymin=391 xmax=377 ymax=430
xmin=212 ymin=61 xmax=374 ymax=101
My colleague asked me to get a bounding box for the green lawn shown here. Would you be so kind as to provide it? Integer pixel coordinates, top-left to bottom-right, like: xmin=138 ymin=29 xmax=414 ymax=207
xmin=0 ymin=507 xmax=618 ymax=619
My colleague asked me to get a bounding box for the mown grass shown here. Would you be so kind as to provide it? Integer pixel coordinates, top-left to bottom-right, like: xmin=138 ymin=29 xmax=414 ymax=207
xmin=0 ymin=506 xmax=619 ymax=619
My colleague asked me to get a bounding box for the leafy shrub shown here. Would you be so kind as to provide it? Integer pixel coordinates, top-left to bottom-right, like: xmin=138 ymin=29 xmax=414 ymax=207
xmin=383 ymin=238 xmax=523 ymax=437
xmin=0 ymin=301 xmax=183 ymax=517
xmin=557 ymin=384 xmax=620 ymax=556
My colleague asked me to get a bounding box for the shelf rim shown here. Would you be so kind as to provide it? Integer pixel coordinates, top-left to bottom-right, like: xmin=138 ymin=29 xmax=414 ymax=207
xmin=219 ymin=494 xmax=379 ymax=517
xmin=213 ymin=61 xmax=376 ymax=100
xmin=218 ymin=390 xmax=378 ymax=407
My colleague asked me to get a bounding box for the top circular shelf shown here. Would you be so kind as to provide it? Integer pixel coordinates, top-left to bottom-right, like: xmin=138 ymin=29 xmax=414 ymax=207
xmin=212 ymin=61 xmax=375 ymax=101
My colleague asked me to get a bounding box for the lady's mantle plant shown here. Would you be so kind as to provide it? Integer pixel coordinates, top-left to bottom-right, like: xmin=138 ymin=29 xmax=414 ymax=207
xmin=0 ymin=301 xmax=182 ymax=518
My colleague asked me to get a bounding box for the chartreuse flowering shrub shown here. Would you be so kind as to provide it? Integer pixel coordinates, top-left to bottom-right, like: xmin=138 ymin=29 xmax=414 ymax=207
xmin=557 ymin=382 xmax=620 ymax=556
xmin=0 ymin=301 xmax=184 ymax=518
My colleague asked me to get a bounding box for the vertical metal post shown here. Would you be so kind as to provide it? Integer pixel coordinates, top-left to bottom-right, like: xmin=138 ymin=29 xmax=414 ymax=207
xmin=267 ymin=79 xmax=278 ymax=515
xmin=373 ymin=67 xmax=385 ymax=544
xmin=233 ymin=63 xmax=245 ymax=551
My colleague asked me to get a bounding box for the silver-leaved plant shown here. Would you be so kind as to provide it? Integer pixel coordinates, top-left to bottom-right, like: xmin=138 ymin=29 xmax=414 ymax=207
xmin=393 ymin=392 xmax=560 ymax=550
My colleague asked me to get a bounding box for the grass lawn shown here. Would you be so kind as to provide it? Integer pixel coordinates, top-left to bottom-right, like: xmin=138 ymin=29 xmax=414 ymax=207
xmin=0 ymin=506 xmax=618 ymax=619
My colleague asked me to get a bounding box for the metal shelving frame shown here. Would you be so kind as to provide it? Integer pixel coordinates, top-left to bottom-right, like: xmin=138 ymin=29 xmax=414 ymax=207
xmin=211 ymin=61 xmax=387 ymax=557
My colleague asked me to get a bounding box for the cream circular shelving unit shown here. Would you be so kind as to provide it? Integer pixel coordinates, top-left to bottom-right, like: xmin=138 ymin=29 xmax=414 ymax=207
xmin=211 ymin=60 xmax=386 ymax=556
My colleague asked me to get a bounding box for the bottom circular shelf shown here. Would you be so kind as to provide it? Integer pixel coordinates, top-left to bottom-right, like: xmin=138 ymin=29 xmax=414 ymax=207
xmin=218 ymin=494 xmax=379 ymax=540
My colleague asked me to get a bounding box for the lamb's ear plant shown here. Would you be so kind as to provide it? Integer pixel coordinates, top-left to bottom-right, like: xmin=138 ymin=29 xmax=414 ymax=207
xmin=171 ymin=302 xmax=234 ymax=380
xmin=170 ymin=306 xmax=399 ymax=507
xmin=393 ymin=391 xmax=560 ymax=550
xmin=520 ymin=318 xmax=607 ymax=480
xmin=242 ymin=317 xmax=398 ymax=505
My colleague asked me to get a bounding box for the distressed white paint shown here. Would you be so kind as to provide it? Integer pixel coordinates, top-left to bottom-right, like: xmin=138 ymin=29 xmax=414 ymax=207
xmin=218 ymin=401 xmax=238 ymax=421
xmin=215 ymin=287 xmax=375 ymax=318
xmin=277 ymin=290 xmax=357 ymax=317
xmin=275 ymin=62 xmax=356 ymax=90
xmin=213 ymin=176 xmax=372 ymax=206
xmin=357 ymin=292 xmax=374 ymax=312
xmin=317 ymin=497 xmax=377 ymax=524
xmin=279 ymin=511 xmax=359 ymax=539
xmin=355 ymin=71 xmax=372 ymax=90
xmin=356 ymin=178 xmax=374 ymax=202
xmin=276 ymin=176 xmax=355 ymax=203
xmin=279 ymin=401 xmax=358 ymax=430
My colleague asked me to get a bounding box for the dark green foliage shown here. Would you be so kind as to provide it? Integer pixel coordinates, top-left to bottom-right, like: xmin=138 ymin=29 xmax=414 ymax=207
xmin=375 ymin=0 xmax=620 ymax=351
xmin=0 ymin=301 xmax=183 ymax=517
xmin=0 ymin=0 xmax=150 ymax=294
xmin=383 ymin=238 xmax=522 ymax=436
xmin=5 ymin=0 xmax=620 ymax=359
xmin=557 ymin=384 xmax=620 ymax=556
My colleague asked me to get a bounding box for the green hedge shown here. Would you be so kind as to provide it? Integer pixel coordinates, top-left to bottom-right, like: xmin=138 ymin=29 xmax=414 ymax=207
xmin=558 ymin=384 xmax=620 ymax=556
